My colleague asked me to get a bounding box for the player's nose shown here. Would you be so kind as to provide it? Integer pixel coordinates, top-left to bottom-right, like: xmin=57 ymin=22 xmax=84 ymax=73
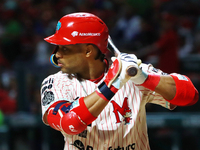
xmin=55 ymin=47 xmax=63 ymax=59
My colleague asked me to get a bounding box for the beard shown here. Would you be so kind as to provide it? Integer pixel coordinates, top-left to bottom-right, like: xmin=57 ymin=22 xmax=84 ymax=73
xmin=61 ymin=70 xmax=83 ymax=81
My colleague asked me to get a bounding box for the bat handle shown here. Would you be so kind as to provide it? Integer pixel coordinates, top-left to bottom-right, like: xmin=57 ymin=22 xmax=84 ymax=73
xmin=127 ymin=66 xmax=138 ymax=77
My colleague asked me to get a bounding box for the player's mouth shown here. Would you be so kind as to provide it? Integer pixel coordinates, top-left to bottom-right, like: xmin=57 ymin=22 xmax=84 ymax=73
xmin=57 ymin=60 xmax=64 ymax=67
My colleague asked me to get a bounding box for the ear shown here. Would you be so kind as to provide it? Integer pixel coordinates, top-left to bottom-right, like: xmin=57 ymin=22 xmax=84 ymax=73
xmin=85 ymin=44 xmax=95 ymax=57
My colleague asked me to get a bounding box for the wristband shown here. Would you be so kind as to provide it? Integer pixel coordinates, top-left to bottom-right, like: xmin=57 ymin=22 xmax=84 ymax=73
xmin=141 ymin=74 xmax=160 ymax=91
xmin=96 ymin=81 xmax=118 ymax=101
xmin=95 ymin=57 xmax=122 ymax=101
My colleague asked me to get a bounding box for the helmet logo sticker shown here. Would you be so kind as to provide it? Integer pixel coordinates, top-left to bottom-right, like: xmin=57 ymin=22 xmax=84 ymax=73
xmin=71 ymin=31 xmax=101 ymax=37
xmin=79 ymin=33 xmax=101 ymax=36
xmin=56 ymin=21 xmax=61 ymax=31
xmin=71 ymin=31 xmax=79 ymax=37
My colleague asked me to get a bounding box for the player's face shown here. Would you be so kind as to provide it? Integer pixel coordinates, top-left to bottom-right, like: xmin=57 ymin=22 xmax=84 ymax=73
xmin=55 ymin=44 xmax=89 ymax=75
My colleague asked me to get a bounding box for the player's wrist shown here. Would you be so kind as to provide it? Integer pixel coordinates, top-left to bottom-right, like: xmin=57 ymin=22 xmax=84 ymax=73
xmin=96 ymin=58 xmax=121 ymax=101
xmin=96 ymin=81 xmax=117 ymax=101
xmin=140 ymin=74 xmax=160 ymax=91
xmin=96 ymin=56 xmax=132 ymax=101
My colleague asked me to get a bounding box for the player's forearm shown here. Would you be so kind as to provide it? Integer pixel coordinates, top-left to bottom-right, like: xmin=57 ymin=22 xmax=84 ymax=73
xmin=130 ymin=61 xmax=198 ymax=106
xmin=154 ymin=75 xmax=176 ymax=100
xmin=141 ymin=73 xmax=198 ymax=106
xmin=84 ymin=92 xmax=108 ymax=117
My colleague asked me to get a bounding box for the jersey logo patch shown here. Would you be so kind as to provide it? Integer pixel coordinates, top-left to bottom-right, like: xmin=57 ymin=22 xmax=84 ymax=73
xmin=111 ymin=97 xmax=132 ymax=124
xmin=41 ymin=78 xmax=54 ymax=94
xmin=42 ymin=91 xmax=54 ymax=106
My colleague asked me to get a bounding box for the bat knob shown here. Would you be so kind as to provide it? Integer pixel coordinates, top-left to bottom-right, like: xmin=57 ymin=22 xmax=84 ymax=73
xmin=127 ymin=67 xmax=137 ymax=77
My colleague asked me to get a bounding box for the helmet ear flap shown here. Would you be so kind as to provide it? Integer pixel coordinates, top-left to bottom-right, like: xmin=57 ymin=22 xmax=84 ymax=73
xmin=50 ymin=54 xmax=60 ymax=68
xmin=50 ymin=46 xmax=60 ymax=68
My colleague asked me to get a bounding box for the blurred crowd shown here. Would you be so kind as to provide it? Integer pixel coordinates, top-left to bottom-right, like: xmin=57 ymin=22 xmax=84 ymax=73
xmin=0 ymin=0 xmax=200 ymax=122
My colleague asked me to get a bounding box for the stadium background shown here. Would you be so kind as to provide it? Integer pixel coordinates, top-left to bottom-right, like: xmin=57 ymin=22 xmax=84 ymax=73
xmin=0 ymin=0 xmax=200 ymax=150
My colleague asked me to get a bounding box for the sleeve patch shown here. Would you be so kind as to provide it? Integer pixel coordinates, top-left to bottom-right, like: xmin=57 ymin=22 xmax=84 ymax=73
xmin=42 ymin=91 xmax=55 ymax=106
xmin=71 ymin=99 xmax=80 ymax=109
xmin=175 ymin=74 xmax=188 ymax=81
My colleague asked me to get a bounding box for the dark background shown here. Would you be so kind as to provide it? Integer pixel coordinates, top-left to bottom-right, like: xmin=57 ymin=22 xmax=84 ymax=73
xmin=1 ymin=0 xmax=200 ymax=150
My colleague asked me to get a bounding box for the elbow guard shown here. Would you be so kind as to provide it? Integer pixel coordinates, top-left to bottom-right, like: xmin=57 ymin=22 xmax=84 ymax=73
xmin=167 ymin=74 xmax=199 ymax=106
xmin=47 ymin=98 xmax=96 ymax=135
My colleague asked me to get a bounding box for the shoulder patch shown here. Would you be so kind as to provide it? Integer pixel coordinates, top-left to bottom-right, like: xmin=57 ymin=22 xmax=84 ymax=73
xmin=42 ymin=91 xmax=55 ymax=106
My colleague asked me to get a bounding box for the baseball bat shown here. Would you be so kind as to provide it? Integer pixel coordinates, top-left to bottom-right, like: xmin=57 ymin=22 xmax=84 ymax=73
xmin=107 ymin=35 xmax=138 ymax=77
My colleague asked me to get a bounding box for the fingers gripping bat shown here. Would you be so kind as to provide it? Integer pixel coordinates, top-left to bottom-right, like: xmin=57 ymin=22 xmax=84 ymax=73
xmin=107 ymin=35 xmax=139 ymax=77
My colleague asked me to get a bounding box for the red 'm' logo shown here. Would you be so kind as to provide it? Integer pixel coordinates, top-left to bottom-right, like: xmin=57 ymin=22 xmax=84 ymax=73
xmin=110 ymin=97 xmax=132 ymax=124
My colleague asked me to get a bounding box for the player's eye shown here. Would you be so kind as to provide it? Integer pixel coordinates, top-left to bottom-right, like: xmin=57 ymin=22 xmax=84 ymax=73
xmin=59 ymin=46 xmax=71 ymax=54
xmin=61 ymin=47 xmax=71 ymax=54
xmin=63 ymin=47 xmax=68 ymax=51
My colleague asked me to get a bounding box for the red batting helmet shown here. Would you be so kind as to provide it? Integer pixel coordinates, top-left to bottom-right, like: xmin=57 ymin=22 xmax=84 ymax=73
xmin=44 ymin=12 xmax=109 ymax=54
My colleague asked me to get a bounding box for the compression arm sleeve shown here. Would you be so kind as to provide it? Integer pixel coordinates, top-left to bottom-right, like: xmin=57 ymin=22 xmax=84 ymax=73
xmin=167 ymin=74 xmax=199 ymax=106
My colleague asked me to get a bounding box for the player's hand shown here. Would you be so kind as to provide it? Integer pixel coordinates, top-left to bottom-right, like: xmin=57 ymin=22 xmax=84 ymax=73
xmin=129 ymin=60 xmax=148 ymax=85
xmin=112 ymin=53 xmax=140 ymax=87
xmin=119 ymin=53 xmax=138 ymax=64
xmin=96 ymin=54 xmax=138 ymax=101
xmin=96 ymin=53 xmax=145 ymax=101
xmin=119 ymin=53 xmax=141 ymax=75
xmin=119 ymin=53 xmax=148 ymax=85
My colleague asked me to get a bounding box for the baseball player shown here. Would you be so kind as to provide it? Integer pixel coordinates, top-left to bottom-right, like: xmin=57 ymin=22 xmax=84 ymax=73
xmin=40 ymin=12 xmax=199 ymax=150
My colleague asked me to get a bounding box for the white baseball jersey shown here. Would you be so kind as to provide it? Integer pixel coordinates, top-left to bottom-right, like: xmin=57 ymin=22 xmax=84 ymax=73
xmin=41 ymin=63 xmax=175 ymax=150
